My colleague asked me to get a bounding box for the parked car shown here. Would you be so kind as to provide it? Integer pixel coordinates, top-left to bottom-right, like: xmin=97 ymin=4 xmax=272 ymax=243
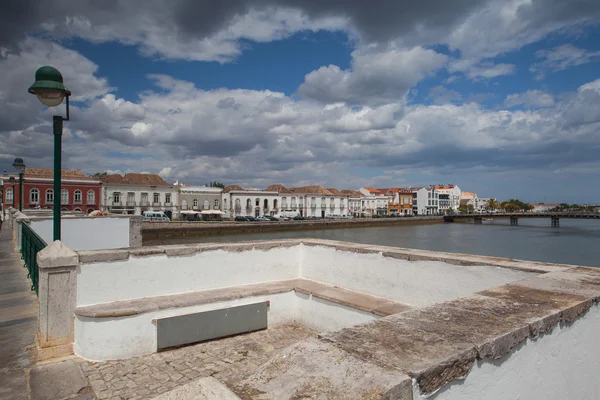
xmin=235 ymin=216 xmax=248 ymax=222
xmin=293 ymin=215 xmax=305 ymax=220
xmin=255 ymin=216 xmax=270 ymax=222
xmin=245 ymin=216 xmax=256 ymax=222
xmin=265 ymin=215 xmax=279 ymax=221
xmin=142 ymin=211 xmax=170 ymax=222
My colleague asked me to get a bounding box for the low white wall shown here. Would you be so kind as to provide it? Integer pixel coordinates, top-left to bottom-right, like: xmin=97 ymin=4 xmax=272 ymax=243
xmin=77 ymin=247 xmax=301 ymax=306
xmin=30 ymin=217 xmax=130 ymax=251
xmin=74 ymin=291 xmax=379 ymax=361
xmin=422 ymin=305 xmax=600 ymax=400
xmin=302 ymin=246 xmax=533 ymax=307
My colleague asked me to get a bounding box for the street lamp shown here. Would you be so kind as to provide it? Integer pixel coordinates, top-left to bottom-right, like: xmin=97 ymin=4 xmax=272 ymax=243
xmin=12 ymin=158 xmax=25 ymax=211
xmin=28 ymin=66 xmax=71 ymax=241
xmin=9 ymin=176 xmax=15 ymax=208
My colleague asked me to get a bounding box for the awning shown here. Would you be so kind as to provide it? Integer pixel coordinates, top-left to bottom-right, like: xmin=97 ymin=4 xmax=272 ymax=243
xmin=200 ymin=210 xmax=225 ymax=215
xmin=179 ymin=210 xmax=200 ymax=214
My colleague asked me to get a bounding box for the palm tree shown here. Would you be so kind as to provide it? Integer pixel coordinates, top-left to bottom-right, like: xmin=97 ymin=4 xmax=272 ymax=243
xmin=486 ymin=199 xmax=500 ymax=212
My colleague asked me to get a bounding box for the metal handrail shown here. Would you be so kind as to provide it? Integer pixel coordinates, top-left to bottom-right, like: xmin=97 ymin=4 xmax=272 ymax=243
xmin=21 ymin=223 xmax=47 ymax=294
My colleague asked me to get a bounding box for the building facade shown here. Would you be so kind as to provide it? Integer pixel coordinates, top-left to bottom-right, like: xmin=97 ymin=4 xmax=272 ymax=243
xmin=341 ymin=190 xmax=364 ymax=216
xmin=179 ymin=185 xmax=223 ymax=212
xmin=290 ymin=186 xmax=349 ymax=218
xmin=435 ymin=185 xmax=462 ymax=213
xmin=359 ymin=188 xmax=388 ymax=216
xmin=1 ymin=169 xmax=101 ymax=213
xmin=100 ymin=173 xmax=178 ymax=217
xmin=412 ymin=187 xmax=439 ymax=215
xmin=222 ymin=186 xmax=280 ymax=218
xmin=379 ymin=188 xmax=414 ymax=215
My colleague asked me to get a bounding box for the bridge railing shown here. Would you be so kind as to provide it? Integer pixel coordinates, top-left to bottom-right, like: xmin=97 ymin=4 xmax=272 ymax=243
xmin=21 ymin=223 xmax=47 ymax=294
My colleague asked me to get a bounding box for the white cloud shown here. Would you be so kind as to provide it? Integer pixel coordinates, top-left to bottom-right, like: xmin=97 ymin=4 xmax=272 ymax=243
xmin=504 ymin=90 xmax=555 ymax=108
xmin=299 ymin=46 xmax=448 ymax=105
xmin=531 ymin=44 xmax=600 ymax=80
xmin=578 ymin=79 xmax=600 ymax=93
xmin=449 ymin=59 xmax=516 ymax=80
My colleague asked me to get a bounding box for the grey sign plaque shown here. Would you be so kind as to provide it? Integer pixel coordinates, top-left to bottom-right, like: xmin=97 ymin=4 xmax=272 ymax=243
xmin=156 ymin=302 xmax=268 ymax=350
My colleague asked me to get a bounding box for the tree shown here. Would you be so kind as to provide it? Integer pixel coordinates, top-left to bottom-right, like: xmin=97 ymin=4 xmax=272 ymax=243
xmin=205 ymin=181 xmax=225 ymax=188
xmin=486 ymin=199 xmax=500 ymax=212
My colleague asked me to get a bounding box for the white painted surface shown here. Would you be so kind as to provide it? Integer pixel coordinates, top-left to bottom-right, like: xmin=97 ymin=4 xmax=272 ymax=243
xmin=74 ymin=292 xmax=296 ymax=361
xmin=30 ymin=218 xmax=130 ymax=251
xmin=421 ymin=305 xmax=600 ymax=400
xmin=295 ymin=292 xmax=377 ymax=333
xmin=74 ymin=291 xmax=378 ymax=361
xmin=302 ymin=246 xmax=533 ymax=307
xmin=76 ymin=247 xmax=300 ymax=306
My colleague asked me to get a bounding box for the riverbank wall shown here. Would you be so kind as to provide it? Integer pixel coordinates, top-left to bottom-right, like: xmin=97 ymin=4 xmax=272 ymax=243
xmin=142 ymin=216 xmax=443 ymax=243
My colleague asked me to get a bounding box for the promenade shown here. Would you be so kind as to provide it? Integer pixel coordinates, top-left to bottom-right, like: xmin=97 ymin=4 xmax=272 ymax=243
xmin=0 ymin=222 xmax=37 ymax=399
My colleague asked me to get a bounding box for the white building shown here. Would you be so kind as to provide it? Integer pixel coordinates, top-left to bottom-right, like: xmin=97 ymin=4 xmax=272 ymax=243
xmin=412 ymin=187 xmax=439 ymax=215
xmin=531 ymin=203 xmax=560 ymax=213
xmin=290 ymin=186 xmax=349 ymax=218
xmin=359 ymin=188 xmax=388 ymax=216
xmin=342 ymin=190 xmax=364 ymax=216
xmin=221 ymin=185 xmax=280 ymax=218
xmin=100 ymin=173 xmax=178 ymax=217
xmin=435 ymin=185 xmax=462 ymax=213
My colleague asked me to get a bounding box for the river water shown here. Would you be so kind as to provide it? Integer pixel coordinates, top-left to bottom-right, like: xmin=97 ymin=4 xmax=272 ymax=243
xmin=152 ymin=218 xmax=600 ymax=267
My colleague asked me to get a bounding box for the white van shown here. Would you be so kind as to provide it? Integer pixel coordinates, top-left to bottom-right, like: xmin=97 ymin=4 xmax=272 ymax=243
xmin=142 ymin=211 xmax=170 ymax=221
xmin=279 ymin=210 xmax=300 ymax=220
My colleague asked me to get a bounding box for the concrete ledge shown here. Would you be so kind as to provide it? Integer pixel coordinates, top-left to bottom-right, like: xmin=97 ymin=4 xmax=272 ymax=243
xmin=323 ymin=267 xmax=597 ymax=396
xmin=77 ymin=238 xmax=572 ymax=275
xmin=74 ymin=278 xmax=412 ymax=318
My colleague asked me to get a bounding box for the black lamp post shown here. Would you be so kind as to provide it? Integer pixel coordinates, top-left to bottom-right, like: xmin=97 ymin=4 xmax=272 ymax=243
xmin=12 ymin=158 xmax=25 ymax=211
xmin=9 ymin=176 xmax=15 ymax=208
xmin=28 ymin=66 xmax=71 ymax=241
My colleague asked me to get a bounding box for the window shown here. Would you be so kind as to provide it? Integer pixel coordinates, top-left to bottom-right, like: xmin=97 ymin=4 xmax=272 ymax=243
xmin=165 ymin=193 xmax=171 ymax=204
xmin=181 ymin=200 xmax=188 ymax=210
xmin=235 ymin=199 xmax=241 ymax=212
xmin=6 ymin=188 xmax=13 ymax=202
xmin=127 ymin=192 xmax=135 ymax=203
xmin=141 ymin=193 xmax=148 ymax=205
xmin=153 ymin=193 xmax=160 ymax=204
xmin=30 ymin=188 xmax=39 ymax=203
xmin=291 ymin=197 xmax=296 ymax=207
xmin=74 ymin=190 xmax=82 ymax=204
xmin=214 ymin=199 xmax=219 ymax=209
xmin=45 ymin=189 xmax=54 ymax=203
xmin=428 ymin=192 xmax=431 ymax=198
xmin=112 ymin=192 xmax=120 ymax=204
xmin=282 ymin=197 xmax=287 ymax=208
xmin=255 ymin=198 xmax=260 ymax=206
xmin=224 ymin=198 xmax=227 ymax=210
xmin=87 ymin=190 xmax=95 ymax=204
xmin=203 ymin=200 xmax=209 ymax=210
xmin=193 ymin=199 xmax=198 ymax=207
xmin=61 ymin=189 xmax=68 ymax=204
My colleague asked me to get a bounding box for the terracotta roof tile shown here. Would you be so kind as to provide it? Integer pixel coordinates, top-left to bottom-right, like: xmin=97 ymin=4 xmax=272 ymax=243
xmin=340 ymin=190 xmax=364 ymax=197
xmin=24 ymin=169 xmax=98 ymax=181
xmin=264 ymin=184 xmax=293 ymax=194
xmin=222 ymin=184 xmax=245 ymax=193
xmin=326 ymin=188 xmax=343 ymax=195
xmin=290 ymin=185 xmax=333 ymax=195
xmin=101 ymin=173 xmax=170 ymax=186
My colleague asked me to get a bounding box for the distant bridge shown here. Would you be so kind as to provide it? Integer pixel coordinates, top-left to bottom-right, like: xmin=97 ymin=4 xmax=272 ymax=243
xmin=444 ymin=212 xmax=600 ymax=227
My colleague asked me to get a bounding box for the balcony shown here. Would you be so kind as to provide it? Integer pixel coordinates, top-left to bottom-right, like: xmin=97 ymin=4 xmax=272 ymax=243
xmin=153 ymin=202 xmax=161 ymax=207
xmin=140 ymin=201 xmax=149 ymax=207
xmin=165 ymin=202 xmax=172 ymax=207
xmin=321 ymin=204 xmax=326 ymax=209
xmin=112 ymin=201 xmax=122 ymax=206
xmin=74 ymin=200 xmax=82 ymax=205
xmin=193 ymin=206 xmax=199 ymax=210
xmin=126 ymin=201 xmax=136 ymax=207
xmin=311 ymin=204 xmax=317 ymax=209
xmin=86 ymin=200 xmax=96 ymax=205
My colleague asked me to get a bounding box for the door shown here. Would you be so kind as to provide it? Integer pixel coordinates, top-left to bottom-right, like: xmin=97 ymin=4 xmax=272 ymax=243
xmin=321 ymin=210 xmax=325 ymax=218
xmin=255 ymin=209 xmax=260 ymax=217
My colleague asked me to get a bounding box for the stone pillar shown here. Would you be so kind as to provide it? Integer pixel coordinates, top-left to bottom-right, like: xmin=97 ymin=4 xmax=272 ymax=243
xmin=37 ymin=241 xmax=79 ymax=360
xmin=14 ymin=212 xmax=29 ymax=251
xmin=129 ymin=215 xmax=143 ymax=248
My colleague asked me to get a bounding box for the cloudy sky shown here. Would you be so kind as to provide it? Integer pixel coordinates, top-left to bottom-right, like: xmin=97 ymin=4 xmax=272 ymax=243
xmin=1 ymin=0 xmax=600 ymax=203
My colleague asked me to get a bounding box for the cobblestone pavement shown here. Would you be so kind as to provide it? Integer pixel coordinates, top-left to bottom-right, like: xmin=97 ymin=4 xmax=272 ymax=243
xmin=77 ymin=323 xmax=316 ymax=400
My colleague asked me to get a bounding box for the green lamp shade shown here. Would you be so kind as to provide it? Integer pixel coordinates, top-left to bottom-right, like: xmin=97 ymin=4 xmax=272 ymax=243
xmin=12 ymin=157 xmax=25 ymax=171
xmin=28 ymin=66 xmax=71 ymax=107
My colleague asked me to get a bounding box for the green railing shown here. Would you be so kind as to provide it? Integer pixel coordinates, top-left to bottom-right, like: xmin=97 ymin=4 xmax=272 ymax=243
xmin=21 ymin=223 xmax=47 ymax=294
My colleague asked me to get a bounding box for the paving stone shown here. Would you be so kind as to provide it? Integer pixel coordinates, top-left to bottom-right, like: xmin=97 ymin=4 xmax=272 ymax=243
xmin=30 ymin=360 xmax=90 ymax=400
